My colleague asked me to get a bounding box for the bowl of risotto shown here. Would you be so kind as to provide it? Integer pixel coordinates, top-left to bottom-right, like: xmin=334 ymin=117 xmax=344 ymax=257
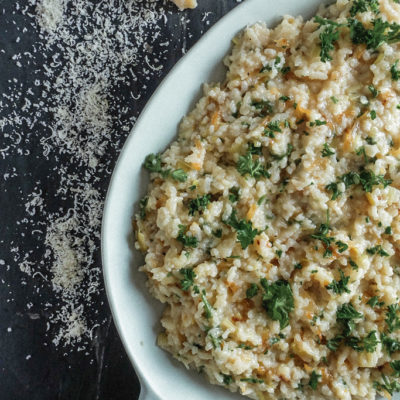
xmin=102 ymin=0 xmax=400 ymax=399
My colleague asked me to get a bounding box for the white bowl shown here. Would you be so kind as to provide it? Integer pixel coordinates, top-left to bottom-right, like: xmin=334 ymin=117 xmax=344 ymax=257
xmin=101 ymin=0 xmax=393 ymax=399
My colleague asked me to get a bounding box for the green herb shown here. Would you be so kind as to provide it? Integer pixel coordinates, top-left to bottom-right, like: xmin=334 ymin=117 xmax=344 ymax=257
xmin=356 ymin=146 xmax=368 ymax=162
xmin=390 ymin=360 xmax=400 ymax=377
xmin=251 ymin=99 xmax=274 ymax=116
xmin=225 ymin=210 xmax=260 ymax=249
xmin=367 ymin=296 xmax=385 ymax=307
xmin=267 ymin=120 xmax=282 ymax=132
xmin=314 ymin=16 xmax=343 ymax=62
xmin=331 ymin=96 xmax=339 ymax=104
xmin=212 ymin=228 xmax=222 ymax=238
xmin=349 ymin=259 xmax=359 ymax=270
xmin=139 ymin=196 xmax=148 ymax=220
xmin=228 ymin=187 xmax=240 ymax=203
xmin=345 ymin=336 xmax=363 ymax=351
xmin=294 ymin=263 xmax=303 ymax=270
xmin=327 ymin=270 xmax=350 ymax=294
xmin=189 ymin=194 xmax=211 ymax=216
xmin=227 ymin=255 xmax=240 ymax=259
xmin=238 ymin=343 xmax=253 ymax=350
xmin=370 ymin=110 xmax=377 ymax=120
xmin=322 ymin=143 xmax=335 ymax=157
xmin=281 ymin=66 xmax=291 ymax=75
xmin=144 ymin=153 xmax=162 ymax=172
xmin=368 ymin=85 xmax=380 ymax=98
xmin=237 ymin=152 xmax=270 ymax=179
xmin=189 ymin=185 xmax=196 ymax=191
xmin=275 ymin=249 xmax=283 ymax=258
xmin=209 ymin=333 xmax=222 ymax=349
xmin=350 ymin=0 xmax=379 ymax=16
xmin=177 ymin=225 xmax=198 ymax=248
xmin=309 ymin=370 xmax=321 ymax=390
xmin=170 ymin=169 xmax=187 ymax=182
xmin=367 ymin=245 xmax=389 ymax=257
xmin=259 ymin=64 xmax=272 ymax=73
xmin=201 ymin=290 xmax=213 ymax=319
xmin=326 ymin=182 xmax=341 ymax=200
xmin=257 ymin=195 xmax=267 ymax=205
xmin=260 ymin=279 xmax=294 ymax=329
xmin=327 ymin=335 xmax=343 ymax=351
xmin=337 ymin=303 xmax=363 ymax=336
xmin=279 ymin=96 xmax=290 ymax=102
xmin=222 ymin=374 xmax=233 ymax=385
xmin=386 ymin=304 xmax=400 ymax=332
xmin=240 ymin=377 xmax=264 ymax=384
xmin=392 ymin=60 xmax=400 ymax=81
xmin=248 ymin=143 xmax=263 ymax=155
xmin=385 ymin=226 xmax=392 ymax=235
xmin=246 ymin=283 xmax=259 ymax=299
xmin=381 ymin=332 xmax=400 ymax=354
xmin=373 ymin=374 xmax=400 ymax=396
xmin=179 ymin=268 xmax=196 ymax=291
xmin=336 ymin=241 xmax=348 ymax=253
xmin=310 ymin=119 xmax=327 ymax=126
xmin=310 ymin=211 xmax=335 ymax=257
xmin=363 ymin=330 xmax=379 ymax=352
xmin=271 ymin=143 xmax=294 ymax=161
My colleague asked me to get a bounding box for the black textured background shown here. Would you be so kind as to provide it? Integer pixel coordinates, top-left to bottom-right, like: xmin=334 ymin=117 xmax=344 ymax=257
xmin=0 ymin=0 xmax=240 ymax=399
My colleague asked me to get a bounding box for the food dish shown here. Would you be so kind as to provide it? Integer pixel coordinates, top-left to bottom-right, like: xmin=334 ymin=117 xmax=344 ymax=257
xmin=102 ymin=0 xmax=400 ymax=398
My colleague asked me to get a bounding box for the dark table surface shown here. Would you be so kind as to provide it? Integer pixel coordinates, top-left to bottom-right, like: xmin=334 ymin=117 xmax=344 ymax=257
xmin=0 ymin=0 xmax=241 ymax=399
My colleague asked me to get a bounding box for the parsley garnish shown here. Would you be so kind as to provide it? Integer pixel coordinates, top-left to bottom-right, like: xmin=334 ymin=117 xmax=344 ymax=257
xmin=228 ymin=187 xmax=240 ymax=203
xmin=237 ymin=151 xmax=270 ymax=179
xmin=279 ymin=96 xmax=290 ymax=102
xmin=310 ymin=211 xmax=335 ymax=257
xmin=139 ymin=196 xmax=148 ymax=220
xmin=201 ymin=289 xmax=213 ymax=319
xmin=367 ymin=245 xmax=389 ymax=257
xmin=350 ymin=0 xmax=379 ymax=16
xmin=260 ymin=279 xmax=294 ymax=329
xmin=222 ymin=374 xmax=233 ymax=385
xmin=386 ymin=304 xmax=400 ymax=332
xmin=370 ymin=110 xmax=377 ymax=120
xmin=381 ymin=332 xmax=400 ymax=354
xmin=294 ymin=263 xmax=302 ymax=270
xmin=326 ymin=182 xmax=341 ymax=200
xmin=144 ymin=153 xmax=162 ymax=172
xmin=271 ymin=143 xmax=294 ymax=161
xmin=251 ymin=99 xmax=274 ymax=116
xmin=314 ymin=16 xmax=343 ymax=62
xmin=331 ymin=96 xmax=339 ymax=104
xmin=349 ymin=259 xmax=358 ymax=270
xmin=337 ymin=303 xmax=363 ymax=336
xmin=322 ymin=143 xmax=335 ymax=157
xmin=177 ymin=225 xmax=198 ymax=248
xmin=373 ymin=374 xmax=400 ymax=396
xmin=391 ymin=60 xmax=400 ymax=80
xmin=310 ymin=119 xmax=327 ymax=126
xmin=188 ymin=194 xmax=211 ymax=216
xmin=368 ymin=85 xmax=380 ymax=98
xmin=209 ymin=333 xmax=222 ymax=349
xmin=385 ymin=226 xmax=392 ymax=235
xmin=363 ymin=330 xmax=379 ymax=352
xmin=246 ymin=283 xmax=259 ymax=299
xmin=327 ymin=270 xmax=350 ymax=294
xmin=212 ymin=228 xmax=222 ymax=238
xmin=179 ymin=268 xmax=196 ymax=291
xmin=390 ymin=360 xmax=400 ymax=377
xmin=327 ymin=335 xmax=343 ymax=351
xmin=225 ymin=210 xmax=260 ymax=249
xmin=309 ymin=370 xmax=321 ymax=390
xmin=367 ymin=296 xmax=385 ymax=307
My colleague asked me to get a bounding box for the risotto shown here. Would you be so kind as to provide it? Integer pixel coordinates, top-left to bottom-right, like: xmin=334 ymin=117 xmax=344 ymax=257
xmin=134 ymin=0 xmax=400 ymax=398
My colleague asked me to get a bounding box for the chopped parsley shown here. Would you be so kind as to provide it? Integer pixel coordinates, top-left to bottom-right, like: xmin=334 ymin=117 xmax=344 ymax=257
xmin=267 ymin=120 xmax=282 ymax=133
xmin=177 ymin=224 xmax=198 ymax=248
xmin=336 ymin=241 xmax=348 ymax=253
xmin=257 ymin=195 xmax=267 ymax=205
xmin=188 ymin=194 xmax=211 ymax=216
xmin=171 ymin=169 xmax=188 ymax=182
xmin=390 ymin=360 xmax=400 ymax=377
xmin=279 ymin=95 xmax=290 ymax=102
xmin=327 ymin=270 xmax=350 ymax=294
xmin=139 ymin=196 xmax=148 ymax=220
xmin=367 ymin=296 xmax=385 ymax=308
xmin=322 ymin=143 xmax=335 ymax=157
xmin=309 ymin=370 xmax=321 ymax=390
xmin=260 ymin=278 xmax=294 ymax=329
xmin=381 ymin=332 xmax=400 ymax=354
xmin=251 ymin=99 xmax=274 ymax=116
xmin=237 ymin=151 xmax=270 ymax=179
xmin=179 ymin=268 xmax=196 ymax=291
xmin=248 ymin=143 xmax=263 ymax=155
xmin=350 ymin=0 xmax=379 ymax=16
xmin=337 ymin=303 xmax=363 ymax=336
xmin=212 ymin=228 xmax=222 ymax=238
xmin=385 ymin=226 xmax=392 ymax=235
xmin=144 ymin=153 xmax=162 ymax=172
xmin=370 ymin=110 xmax=377 ymax=120
xmin=238 ymin=343 xmax=253 ymax=350
xmin=386 ymin=304 xmax=400 ymax=332
xmin=314 ymin=16 xmax=343 ymax=62
xmin=326 ymin=182 xmax=341 ymax=200
xmin=201 ymin=289 xmax=213 ymax=319
xmin=363 ymin=330 xmax=379 ymax=352
xmin=330 ymin=96 xmax=339 ymax=104
xmin=391 ymin=60 xmax=400 ymax=81
xmin=271 ymin=143 xmax=294 ymax=161
xmin=373 ymin=374 xmax=400 ymax=396
xmin=229 ymin=187 xmax=240 ymax=203
xmin=275 ymin=249 xmax=283 ymax=258
xmin=294 ymin=263 xmax=302 ymax=270
xmin=222 ymin=374 xmax=233 ymax=385
xmin=209 ymin=333 xmax=222 ymax=349
xmin=310 ymin=211 xmax=335 ymax=257
xmin=327 ymin=335 xmax=343 ymax=351
xmin=310 ymin=119 xmax=327 ymax=126
xmin=225 ymin=210 xmax=260 ymax=249
xmin=368 ymin=85 xmax=380 ymax=98
xmin=349 ymin=259 xmax=359 ymax=270
xmin=246 ymin=283 xmax=259 ymax=299
xmin=366 ymin=245 xmax=389 ymax=257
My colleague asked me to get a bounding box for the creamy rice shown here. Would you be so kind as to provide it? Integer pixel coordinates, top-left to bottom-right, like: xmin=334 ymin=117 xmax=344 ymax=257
xmin=134 ymin=1 xmax=400 ymax=398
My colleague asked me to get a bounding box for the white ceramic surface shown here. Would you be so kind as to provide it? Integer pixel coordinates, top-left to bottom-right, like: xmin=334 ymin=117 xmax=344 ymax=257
xmin=101 ymin=0 xmax=396 ymax=399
